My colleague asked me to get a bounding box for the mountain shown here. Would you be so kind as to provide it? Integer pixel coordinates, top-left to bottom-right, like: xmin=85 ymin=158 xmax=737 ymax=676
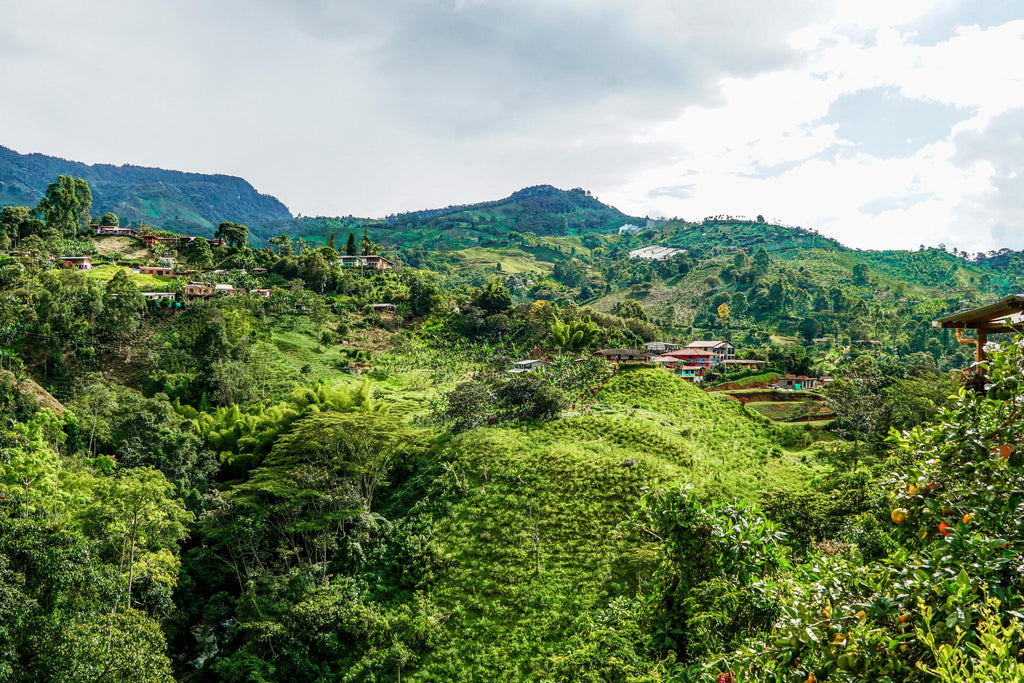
xmin=251 ymin=184 xmax=631 ymax=249
xmin=0 ymin=145 xmax=291 ymax=234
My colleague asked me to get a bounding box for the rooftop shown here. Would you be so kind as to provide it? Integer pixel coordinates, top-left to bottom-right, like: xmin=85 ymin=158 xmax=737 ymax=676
xmin=932 ymin=294 xmax=1024 ymax=334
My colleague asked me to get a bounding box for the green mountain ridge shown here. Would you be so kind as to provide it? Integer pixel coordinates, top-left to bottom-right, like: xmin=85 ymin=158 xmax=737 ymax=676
xmin=0 ymin=144 xmax=292 ymax=234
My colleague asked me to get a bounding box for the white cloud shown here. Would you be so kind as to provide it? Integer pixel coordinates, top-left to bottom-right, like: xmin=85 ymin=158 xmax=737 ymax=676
xmin=1 ymin=0 xmax=1023 ymax=250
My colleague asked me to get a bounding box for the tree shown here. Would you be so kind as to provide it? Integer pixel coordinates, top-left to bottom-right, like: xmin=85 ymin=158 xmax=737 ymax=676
xmin=474 ymin=276 xmax=512 ymax=314
xmin=614 ymin=299 xmax=648 ymax=321
xmin=346 ymin=231 xmax=357 ymax=256
xmin=822 ymin=357 xmax=884 ymax=457
xmin=497 ymin=377 xmax=566 ymax=421
xmin=187 ymin=237 xmax=214 ymax=270
xmin=86 ymin=467 xmax=192 ymax=608
xmin=36 ymin=175 xmax=92 ymax=238
xmin=753 ymin=246 xmax=770 ymax=269
xmin=100 ymin=270 xmax=146 ymax=357
xmin=549 ymin=316 xmax=601 ymax=352
xmin=326 ymin=231 xmax=336 ymax=252
xmin=360 ymin=230 xmax=379 ymax=256
xmin=299 ymin=249 xmax=333 ymax=294
xmin=99 ymin=212 xmax=119 ymax=227
xmin=214 ymin=221 xmax=248 ymax=250
xmin=442 ymin=381 xmax=494 ymax=432
xmin=716 ymin=302 xmax=730 ymax=328
xmin=852 ymin=262 xmax=870 ymax=286
xmin=307 ymin=295 xmax=330 ymax=337
xmin=798 ymin=316 xmax=821 ymax=342
xmin=269 ymin=233 xmax=294 ymax=257
xmin=629 ymin=485 xmax=784 ymax=663
xmin=253 ymin=412 xmax=416 ymax=512
xmin=0 ymin=205 xmax=43 ymax=246
xmin=408 ymin=275 xmax=442 ymax=316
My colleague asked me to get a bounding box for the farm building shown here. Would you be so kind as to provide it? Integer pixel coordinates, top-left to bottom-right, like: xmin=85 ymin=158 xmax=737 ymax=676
xmin=663 ymin=348 xmax=718 ymax=369
xmin=339 ymin=255 xmax=395 ymax=270
xmin=594 ymin=349 xmax=648 ymax=363
xmin=777 ymin=375 xmax=822 ymax=391
xmin=509 ymin=359 xmax=547 ymax=374
xmin=684 ymin=340 xmax=736 ymax=362
xmin=135 ymin=266 xmax=174 ymax=277
xmin=60 ymin=256 xmax=92 ymax=270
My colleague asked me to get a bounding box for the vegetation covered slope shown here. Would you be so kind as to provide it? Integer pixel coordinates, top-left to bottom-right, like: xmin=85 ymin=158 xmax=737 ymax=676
xmin=0 ymin=145 xmax=291 ymax=233
xmin=394 ymin=366 xmax=817 ymax=680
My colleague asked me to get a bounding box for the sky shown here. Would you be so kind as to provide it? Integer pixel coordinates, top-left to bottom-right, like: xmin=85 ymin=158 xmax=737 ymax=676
xmin=2 ymin=0 xmax=1024 ymax=252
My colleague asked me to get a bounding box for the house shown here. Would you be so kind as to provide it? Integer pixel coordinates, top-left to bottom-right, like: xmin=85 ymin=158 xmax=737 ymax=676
xmin=140 ymin=292 xmax=181 ymax=308
xmin=372 ymin=303 xmax=397 ymax=312
xmin=684 ymin=340 xmax=736 ymax=362
xmin=509 ymin=359 xmax=547 ymax=374
xmin=213 ymin=283 xmax=242 ymax=296
xmin=362 ymin=255 xmax=394 ymax=269
xmin=594 ymin=349 xmax=648 ymax=363
xmin=250 ymin=288 xmax=273 ymax=298
xmin=135 ymin=265 xmax=174 ymax=277
xmin=182 ymin=282 xmax=214 ymax=304
xmin=777 ymin=375 xmax=822 ymax=391
xmin=645 ymin=341 xmax=681 ymax=354
xmin=338 ymin=255 xmax=395 ymax=270
xmin=663 ymin=348 xmax=718 ymax=369
xmin=60 ymin=256 xmax=92 ymax=270
xmin=95 ymin=226 xmax=139 ymax=236
xmin=649 ymin=355 xmax=706 ymax=382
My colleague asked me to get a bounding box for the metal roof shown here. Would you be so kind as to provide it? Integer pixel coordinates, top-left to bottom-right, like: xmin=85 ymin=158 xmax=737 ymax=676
xmin=932 ymin=294 xmax=1024 ymax=333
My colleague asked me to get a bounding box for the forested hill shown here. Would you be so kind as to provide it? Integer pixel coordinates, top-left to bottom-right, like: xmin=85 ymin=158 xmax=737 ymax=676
xmin=252 ymin=184 xmax=631 ymax=249
xmin=0 ymin=145 xmax=291 ymax=234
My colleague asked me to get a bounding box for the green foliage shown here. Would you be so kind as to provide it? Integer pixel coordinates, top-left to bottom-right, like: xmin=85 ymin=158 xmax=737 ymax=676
xmin=549 ymin=315 xmax=601 ymax=351
xmin=474 ymin=276 xmax=512 ymax=314
xmin=698 ymin=338 xmax=1024 ymax=682
xmin=36 ymin=175 xmax=92 ymax=239
xmin=631 ymin=486 xmax=785 ymax=664
xmin=215 ymin=221 xmax=249 ymax=250
xmin=440 ymin=380 xmax=494 ymax=432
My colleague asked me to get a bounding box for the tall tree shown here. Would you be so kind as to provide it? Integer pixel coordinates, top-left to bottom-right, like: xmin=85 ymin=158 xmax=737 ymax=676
xmin=474 ymin=276 xmax=512 ymax=314
xmin=214 ymin=221 xmax=248 ymax=250
xmin=345 ymin=231 xmax=357 ymax=256
xmin=326 ymin=231 xmax=336 ymax=252
xmin=36 ymin=175 xmax=92 ymax=239
xmin=100 ymin=270 xmax=146 ymax=357
xmin=0 ymin=205 xmax=43 ymax=246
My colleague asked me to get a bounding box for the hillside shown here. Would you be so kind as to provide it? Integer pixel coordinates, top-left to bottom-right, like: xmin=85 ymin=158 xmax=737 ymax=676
xmin=0 ymin=145 xmax=291 ymax=234
xmin=251 ymin=184 xmax=630 ymax=250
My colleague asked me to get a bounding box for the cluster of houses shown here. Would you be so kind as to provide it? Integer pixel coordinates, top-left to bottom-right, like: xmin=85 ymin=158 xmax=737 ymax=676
xmin=511 ymin=342 xmax=835 ymax=391
xmin=141 ymin=282 xmax=275 ymax=308
xmin=511 ymin=340 xmax=770 ymax=384
xmin=590 ymin=340 xmax=754 ymax=383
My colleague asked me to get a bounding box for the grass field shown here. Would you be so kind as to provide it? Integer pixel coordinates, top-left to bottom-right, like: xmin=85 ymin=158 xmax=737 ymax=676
xmin=448 ymin=246 xmax=556 ymax=275
xmin=82 ymin=264 xmax=178 ymax=290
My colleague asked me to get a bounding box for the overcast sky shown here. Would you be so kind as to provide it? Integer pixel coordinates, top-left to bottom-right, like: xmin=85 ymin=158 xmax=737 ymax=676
xmin=2 ymin=0 xmax=1023 ymax=252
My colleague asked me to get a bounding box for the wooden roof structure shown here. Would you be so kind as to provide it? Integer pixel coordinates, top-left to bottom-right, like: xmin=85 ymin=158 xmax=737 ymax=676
xmin=932 ymin=295 xmax=1024 ymax=362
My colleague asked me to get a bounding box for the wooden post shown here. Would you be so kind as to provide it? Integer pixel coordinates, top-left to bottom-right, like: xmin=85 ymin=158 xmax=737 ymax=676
xmin=977 ymin=331 xmax=987 ymax=363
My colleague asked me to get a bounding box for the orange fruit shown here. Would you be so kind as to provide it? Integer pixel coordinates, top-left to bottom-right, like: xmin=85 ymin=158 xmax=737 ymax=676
xmin=891 ymin=508 xmax=908 ymax=525
xmin=939 ymin=521 xmax=952 ymax=536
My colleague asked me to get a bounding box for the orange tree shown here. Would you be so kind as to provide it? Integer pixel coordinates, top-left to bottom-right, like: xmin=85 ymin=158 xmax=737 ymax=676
xmin=690 ymin=336 xmax=1024 ymax=682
